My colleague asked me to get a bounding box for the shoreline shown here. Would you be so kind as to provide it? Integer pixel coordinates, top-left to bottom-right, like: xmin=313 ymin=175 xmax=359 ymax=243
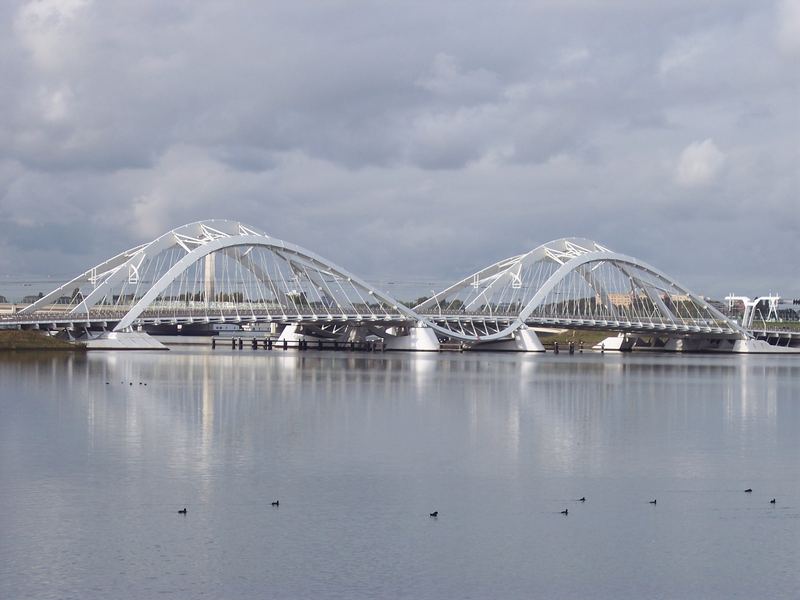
xmin=0 ymin=330 xmax=85 ymax=351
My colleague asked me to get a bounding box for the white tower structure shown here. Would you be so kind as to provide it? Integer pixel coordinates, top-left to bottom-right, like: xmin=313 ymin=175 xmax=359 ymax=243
xmin=204 ymin=252 xmax=215 ymax=304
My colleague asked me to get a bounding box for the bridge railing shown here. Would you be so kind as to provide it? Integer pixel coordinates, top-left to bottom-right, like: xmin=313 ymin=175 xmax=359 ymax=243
xmin=416 ymin=308 xmax=732 ymax=329
xmin=747 ymin=321 xmax=800 ymax=334
xmin=1 ymin=304 xmax=740 ymax=335
xmin=0 ymin=306 xmax=410 ymax=324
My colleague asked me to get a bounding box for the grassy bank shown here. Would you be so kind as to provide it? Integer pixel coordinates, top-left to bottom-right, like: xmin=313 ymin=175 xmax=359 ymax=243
xmin=758 ymin=321 xmax=800 ymax=332
xmin=535 ymin=329 xmax=615 ymax=349
xmin=0 ymin=330 xmax=84 ymax=351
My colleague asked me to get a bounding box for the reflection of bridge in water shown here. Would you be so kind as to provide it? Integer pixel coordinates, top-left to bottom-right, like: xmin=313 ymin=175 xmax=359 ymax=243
xmin=1 ymin=220 xmax=796 ymax=353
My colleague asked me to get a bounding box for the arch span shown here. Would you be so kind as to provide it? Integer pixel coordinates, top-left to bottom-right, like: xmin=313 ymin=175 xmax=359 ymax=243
xmin=19 ymin=220 xmax=419 ymax=333
xmin=11 ymin=227 xmax=748 ymax=344
xmin=416 ymin=238 xmax=746 ymax=342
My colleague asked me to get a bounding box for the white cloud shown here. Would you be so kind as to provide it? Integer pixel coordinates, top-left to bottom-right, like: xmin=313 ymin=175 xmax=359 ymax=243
xmin=675 ymin=139 xmax=726 ymax=187
xmin=14 ymin=0 xmax=91 ymax=69
xmin=0 ymin=1 xmax=798 ymax=297
xmin=777 ymin=0 xmax=800 ymax=56
xmin=39 ymin=86 xmax=73 ymax=122
xmin=558 ymin=47 xmax=590 ymax=67
xmin=659 ymin=33 xmax=711 ymax=78
xmin=415 ymin=53 xmax=499 ymax=102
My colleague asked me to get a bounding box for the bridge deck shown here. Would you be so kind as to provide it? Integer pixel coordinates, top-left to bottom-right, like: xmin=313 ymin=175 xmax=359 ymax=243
xmin=1 ymin=308 xmax=740 ymax=337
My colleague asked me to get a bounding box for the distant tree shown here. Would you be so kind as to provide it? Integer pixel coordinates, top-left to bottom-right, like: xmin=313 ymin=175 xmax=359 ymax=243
xmin=400 ymin=296 xmax=431 ymax=308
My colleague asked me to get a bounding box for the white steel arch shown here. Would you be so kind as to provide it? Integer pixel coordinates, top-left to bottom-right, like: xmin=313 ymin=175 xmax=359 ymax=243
xmin=19 ymin=220 xmax=419 ymax=332
xmin=112 ymin=233 xmax=419 ymax=331
xmin=11 ymin=227 xmax=748 ymax=344
xmin=416 ymin=238 xmax=747 ymax=342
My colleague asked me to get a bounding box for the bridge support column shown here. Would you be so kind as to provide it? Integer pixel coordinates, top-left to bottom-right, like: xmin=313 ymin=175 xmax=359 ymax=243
xmin=473 ymin=326 xmax=545 ymax=352
xmin=730 ymin=339 xmax=800 ymax=353
xmin=278 ymin=323 xmax=334 ymax=344
xmin=593 ymin=334 xmax=635 ymax=352
xmin=383 ymin=324 xmax=439 ymax=351
xmin=84 ymin=331 xmax=168 ymax=350
xmin=341 ymin=324 xmax=369 ymax=343
xmin=278 ymin=324 xmax=310 ymax=343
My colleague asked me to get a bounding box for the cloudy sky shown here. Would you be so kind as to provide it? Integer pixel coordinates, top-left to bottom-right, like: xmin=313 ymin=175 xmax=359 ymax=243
xmin=1 ymin=0 xmax=798 ymax=301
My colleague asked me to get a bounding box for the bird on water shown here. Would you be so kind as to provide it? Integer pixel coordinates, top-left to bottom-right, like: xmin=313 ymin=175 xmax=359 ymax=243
xmin=649 ymin=499 xmax=657 ymax=505
xmin=429 ymin=511 xmax=438 ymax=518
xmin=770 ymin=498 xmax=776 ymax=504
xmin=560 ymin=509 xmax=568 ymax=515
xmin=578 ymin=497 xmax=586 ymax=502
xmin=744 ymin=488 xmax=753 ymax=493
xmin=178 ymin=508 xmax=187 ymax=514
xmin=271 ymin=500 xmax=279 ymax=507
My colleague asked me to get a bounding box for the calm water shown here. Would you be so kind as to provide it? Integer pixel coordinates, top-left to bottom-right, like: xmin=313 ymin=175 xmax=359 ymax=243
xmin=1 ymin=348 xmax=799 ymax=599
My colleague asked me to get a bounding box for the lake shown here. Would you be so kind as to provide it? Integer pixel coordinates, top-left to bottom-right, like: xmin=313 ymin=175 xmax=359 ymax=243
xmin=1 ymin=348 xmax=799 ymax=599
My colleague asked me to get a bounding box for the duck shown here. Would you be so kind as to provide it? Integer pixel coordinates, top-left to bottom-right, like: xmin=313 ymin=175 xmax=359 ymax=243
xmin=649 ymin=499 xmax=657 ymax=505
xmin=744 ymin=488 xmax=753 ymax=493
xmin=429 ymin=511 xmax=438 ymax=518
xmin=578 ymin=497 xmax=586 ymax=502
xmin=770 ymin=498 xmax=776 ymax=504
xmin=560 ymin=509 xmax=568 ymax=515
xmin=178 ymin=508 xmax=187 ymax=514
xmin=271 ymin=500 xmax=279 ymax=507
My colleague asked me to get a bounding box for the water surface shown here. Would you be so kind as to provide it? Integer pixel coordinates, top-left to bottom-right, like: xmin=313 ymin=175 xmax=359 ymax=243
xmin=1 ymin=349 xmax=799 ymax=599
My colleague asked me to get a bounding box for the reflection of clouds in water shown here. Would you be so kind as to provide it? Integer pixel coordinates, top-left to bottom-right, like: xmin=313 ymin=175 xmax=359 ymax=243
xmin=410 ymin=353 xmax=438 ymax=394
xmin=200 ymin=353 xmax=213 ymax=457
xmin=725 ymin=356 xmax=780 ymax=430
xmin=508 ymin=355 xmax=793 ymax=480
xmin=12 ymin=350 xmax=798 ymax=489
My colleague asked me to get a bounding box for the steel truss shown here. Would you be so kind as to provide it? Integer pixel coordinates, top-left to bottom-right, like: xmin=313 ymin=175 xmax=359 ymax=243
xmin=8 ymin=226 xmax=748 ymax=342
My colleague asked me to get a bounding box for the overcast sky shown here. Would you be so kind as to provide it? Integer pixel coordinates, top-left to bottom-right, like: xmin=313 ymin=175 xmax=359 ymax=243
xmin=1 ymin=0 xmax=798 ymax=301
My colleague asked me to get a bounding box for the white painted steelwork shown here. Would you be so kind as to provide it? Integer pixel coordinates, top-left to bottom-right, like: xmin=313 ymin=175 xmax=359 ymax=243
xmin=416 ymin=238 xmax=746 ymax=341
xmin=5 ymin=224 xmax=749 ymax=344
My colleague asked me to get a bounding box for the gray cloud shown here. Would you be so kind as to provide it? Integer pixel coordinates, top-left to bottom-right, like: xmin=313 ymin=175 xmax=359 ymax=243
xmin=0 ymin=0 xmax=797 ymax=301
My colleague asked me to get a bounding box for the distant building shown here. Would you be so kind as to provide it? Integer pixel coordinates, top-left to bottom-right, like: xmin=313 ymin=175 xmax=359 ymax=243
xmin=606 ymin=292 xmax=633 ymax=308
xmin=0 ymin=295 xmax=7 ymax=303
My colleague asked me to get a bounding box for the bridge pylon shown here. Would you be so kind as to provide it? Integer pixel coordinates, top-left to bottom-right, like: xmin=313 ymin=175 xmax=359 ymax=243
xmin=2 ymin=223 xmax=797 ymax=353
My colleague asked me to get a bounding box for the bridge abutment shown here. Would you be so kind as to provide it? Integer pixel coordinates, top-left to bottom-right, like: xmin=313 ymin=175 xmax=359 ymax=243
xmin=383 ymin=324 xmax=440 ymax=351
xmin=84 ymin=331 xmax=168 ymax=350
xmin=593 ymin=334 xmax=635 ymax=352
xmin=278 ymin=324 xmax=310 ymax=343
xmin=473 ymin=326 xmax=545 ymax=352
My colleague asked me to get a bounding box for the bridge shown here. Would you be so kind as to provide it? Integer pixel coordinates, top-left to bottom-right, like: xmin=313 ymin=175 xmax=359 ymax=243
xmin=0 ymin=220 xmax=794 ymax=352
